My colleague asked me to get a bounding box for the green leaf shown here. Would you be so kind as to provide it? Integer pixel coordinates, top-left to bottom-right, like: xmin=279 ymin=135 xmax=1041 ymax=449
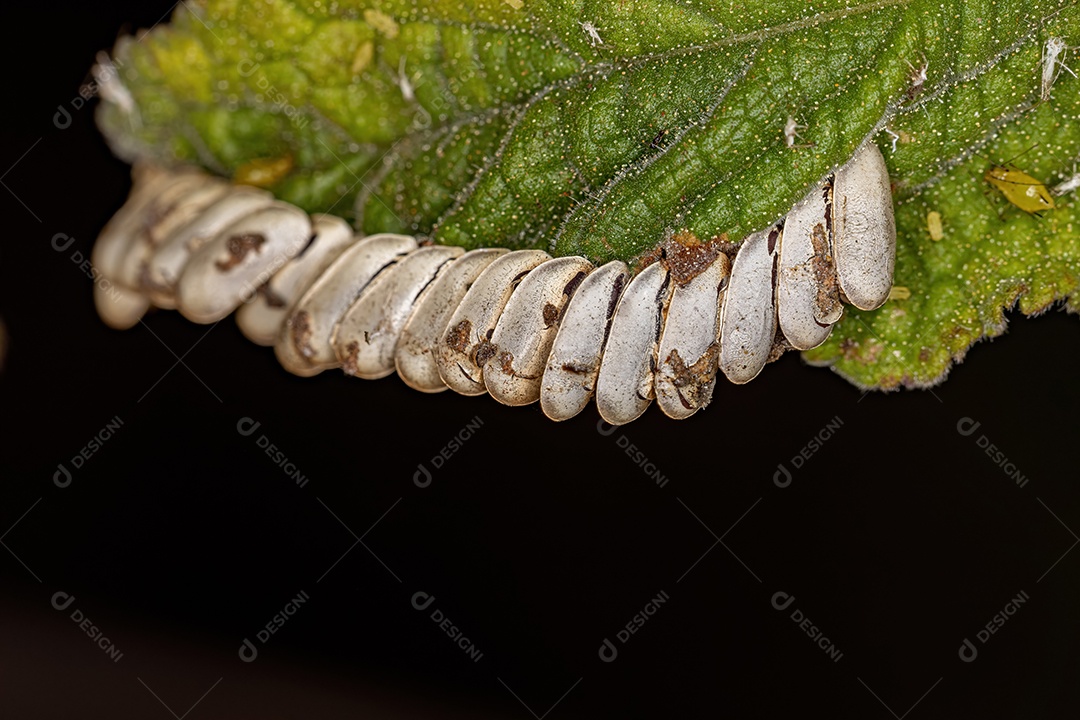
xmin=95 ymin=0 xmax=1080 ymax=390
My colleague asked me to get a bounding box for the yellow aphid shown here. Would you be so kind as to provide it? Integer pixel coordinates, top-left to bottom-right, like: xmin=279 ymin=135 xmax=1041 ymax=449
xmin=984 ymin=165 xmax=1055 ymax=214
xmin=888 ymin=286 xmax=911 ymax=301
xmin=351 ymin=41 xmax=374 ymax=75
xmin=363 ymin=8 xmax=399 ymax=38
xmin=926 ymin=210 xmax=943 ymax=241
xmin=234 ymin=155 xmax=293 ymax=188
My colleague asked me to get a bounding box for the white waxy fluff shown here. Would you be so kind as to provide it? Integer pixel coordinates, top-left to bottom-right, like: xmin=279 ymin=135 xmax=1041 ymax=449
xmin=145 ymin=187 xmax=275 ymax=308
xmin=540 ymin=261 xmax=629 ymax=422
xmin=719 ymin=225 xmax=781 ymax=384
xmin=395 ymin=248 xmax=506 ymax=394
xmin=436 ymin=250 xmax=551 ymax=396
xmin=776 ymin=181 xmax=843 ymax=350
xmin=236 ymin=214 xmax=356 ymax=346
xmin=275 ymin=233 xmax=417 ymax=376
xmin=483 ymin=256 xmax=595 ymax=407
xmin=832 ymin=142 xmax=896 ymax=311
xmin=176 ymin=203 xmax=312 ymax=324
xmin=333 ymin=245 xmax=465 ymax=380
xmin=655 ymin=252 xmax=730 ymax=420
xmin=595 ymin=261 xmax=673 ymax=426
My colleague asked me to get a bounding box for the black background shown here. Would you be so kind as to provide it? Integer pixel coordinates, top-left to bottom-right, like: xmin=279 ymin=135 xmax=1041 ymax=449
xmin=2 ymin=3 xmax=1079 ymax=718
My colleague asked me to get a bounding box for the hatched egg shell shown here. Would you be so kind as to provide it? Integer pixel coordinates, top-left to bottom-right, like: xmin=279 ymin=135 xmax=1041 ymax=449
xmin=395 ymin=248 xmax=507 ymax=394
xmin=719 ymin=224 xmax=781 ymax=384
xmin=236 ymin=214 xmax=356 ymax=346
xmin=95 ymin=283 xmax=151 ymax=331
xmin=832 ymin=141 xmax=896 ymax=311
xmin=595 ymin=262 xmax=673 ymax=426
xmin=91 ymin=168 xmax=196 ymax=329
xmin=436 ymin=250 xmax=551 ymax=397
xmin=92 ymin=167 xmax=196 ymax=283
xmin=333 ymin=245 xmax=465 ymax=380
xmin=655 ymin=252 xmax=729 ymax=419
xmin=776 ymin=181 xmax=842 ymax=351
xmin=483 ymin=256 xmax=594 ymax=407
xmin=145 ymin=187 xmax=275 ymax=308
xmin=176 ymin=203 xmax=312 ymax=324
xmin=117 ymin=176 xmax=229 ymax=292
xmin=540 ymin=261 xmax=628 ymax=422
xmin=140 ymin=179 xmax=230 ymax=249
xmin=275 ymin=233 xmax=417 ymax=375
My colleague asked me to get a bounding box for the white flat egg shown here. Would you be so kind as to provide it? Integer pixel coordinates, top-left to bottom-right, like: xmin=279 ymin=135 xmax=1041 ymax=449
xmin=595 ymin=262 xmax=673 ymax=426
xmin=655 ymin=252 xmax=729 ymax=419
xmin=483 ymin=256 xmax=594 ymax=406
xmin=275 ymin=233 xmax=417 ymax=375
xmin=832 ymin=142 xmax=896 ymax=311
xmin=541 ymin=261 xmax=629 ymax=422
xmin=176 ymin=203 xmax=312 ymax=324
xmin=395 ymin=248 xmax=507 ymax=394
xmin=719 ymin=224 xmax=781 ymax=384
xmin=146 ymin=187 xmax=275 ymax=309
xmin=333 ymin=245 xmax=465 ymax=380
xmin=436 ymin=249 xmax=550 ymax=397
xmin=776 ymin=181 xmax=842 ymax=351
xmin=236 ymin=214 xmax=356 ymax=346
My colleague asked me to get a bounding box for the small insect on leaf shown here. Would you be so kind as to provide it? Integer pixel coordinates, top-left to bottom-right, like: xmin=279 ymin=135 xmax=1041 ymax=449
xmin=926 ymin=210 xmax=944 ymax=241
xmin=1053 ymin=170 xmax=1080 ymax=197
xmin=579 ymin=21 xmax=603 ymax=47
xmin=784 ymin=116 xmax=808 ymax=148
xmin=904 ymin=55 xmax=928 ymax=102
xmin=234 ymin=155 xmax=294 ymax=189
xmin=1042 ymin=36 xmax=1077 ymax=102
xmin=984 ymin=165 xmax=1055 ymax=214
